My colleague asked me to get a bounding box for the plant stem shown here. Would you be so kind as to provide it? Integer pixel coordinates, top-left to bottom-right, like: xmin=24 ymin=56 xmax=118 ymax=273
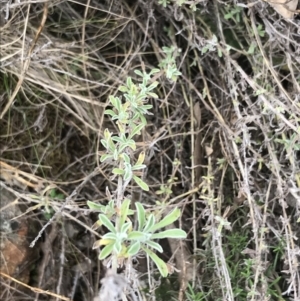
xmin=112 ymin=171 xmax=124 ymax=273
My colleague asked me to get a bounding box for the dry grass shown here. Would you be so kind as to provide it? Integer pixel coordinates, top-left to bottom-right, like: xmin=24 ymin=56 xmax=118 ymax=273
xmin=1 ymin=0 xmax=300 ymax=301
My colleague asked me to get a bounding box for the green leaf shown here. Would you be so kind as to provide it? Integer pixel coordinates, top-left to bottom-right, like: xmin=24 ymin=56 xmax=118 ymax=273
xmin=113 ymin=149 xmax=118 ymax=160
xmin=104 ymin=128 xmax=111 ymax=140
xmin=100 ymin=154 xmax=113 ymax=162
xmin=49 ymin=189 xmax=56 ymax=198
xmin=99 ymin=243 xmax=114 ymax=260
xmin=127 ymin=209 xmax=134 ymax=215
xmin=109 ymin=95 xmax=116 ymax=106
xmin=104 ymin=109 xmax=116 ymax=117
xmin=135 ymin=202 xmax=145 ymax=231
xmin=134 ymin=70 xmax=144 ymax=77
xmin=133 ymin=175 xmax=149 ymax=191
xmin=102 ymin=232 xmax=117 ymax=240
xmin=101 ymin=139 xmax=108 ymax=149
xmin=136 ymin=151 xmax=145 ymax=166
xmin=143 ymin=214 xmax=155 ymax=232
xmin=98 ymin=214 xmax=116 ymax=234
xmin=149 ymin=207 xmax=181 ymax=232
xmin=109 ymin=95 xmax=121 ymax=112
xmin=91 ymin=220 xmax=102 ymax=231
xmin=119 ymin=140 xmax=136 ymax=152
xmin=93 ymin=240 xmax=102 ymax=249
xmin=108 ymin=139 xmax=116 ymax=153
xmin=123 ymin=164 xmax=132 ymax=181
xmin=127 ymin=140 xmax=136 ymax=150
xmin=127 ymin=231 xmax=150 ymax=241
xmin=151 ymin=229 xmax=187 ymax=239
xmin=50 ymin=189 xmax=64 ymax=199
xmin=141 ymin=104 xmax=153 ymax=110
xmin=120 ymin=198 xmax=131 ymax=227
xmin=126 ymin=76 xmax=133 ymax=88
xmin=147 ymin=81 xmax=159 ymax=91
xmin=127 ymin=241 xmax=141 ymax=256
xmin=114 ymin=240 xmax=122 ymax=254
xmin=111 ymin=136 xmax=123 ymax=143
xmin=122 ymin=153 xmax=131 ymax=164
xmin=112 ymin=168 xmax=124 ymax=175
xmin=140 ymin=115 xmax=147 ymax=126
xmin=120 ymin=221 xmax=131 ymax=236
xmin=132 ymin=164 xmax=146 ymax=171
xmin=93 ymin=238 xmax=114 ymax=249
xmin=87 ymin=201 xmax=105 ymax=211
xmin=145 ymin=240 xmax=163 ymax=253
xmin=247 ymin=42 xmax=256 ymax=54
xmin=143 ymin=247 xmax=168 ymax=277
xmin=119 ymin=85 xmax=128 ymax=93
xmin=150 ymin=68 xmax=160 ymax=75
xmin=130 ymin=123 xmax=145 ymax=138
xmin=147 ymin=92 xmax=159 ymax=99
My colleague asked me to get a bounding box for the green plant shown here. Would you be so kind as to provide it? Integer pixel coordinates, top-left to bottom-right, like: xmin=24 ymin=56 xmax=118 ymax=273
xmin=185 ymin=283 xmax=208 ymax=301
xmin=159 ymin=46 xmax=182 ymax=81
xmin=157 ymin=0 xmax=197 ymax=11
xmin=88 ymin=63 xmax=186 ymax=277
xmin=158 ymin=0 xmax=171 ymax=7
xmin=275 ymin=132 xmax=300 ymax=152
xmin=156 ymin=184 xmax=173 ymax=196
xmin=224 ymin=5 xmax=243 ymax=23
xmin=29 ymin=187 xmax=64 ymax=220
xmin=200 ymin=35 xmax=219 ymax=55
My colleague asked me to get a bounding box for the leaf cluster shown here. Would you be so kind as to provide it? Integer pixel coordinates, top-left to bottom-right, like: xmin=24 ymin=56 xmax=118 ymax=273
xmin=88 ymin=66 xmax=186 ymax=277
xmin=89 ymin=200 xmax=186 ymax=277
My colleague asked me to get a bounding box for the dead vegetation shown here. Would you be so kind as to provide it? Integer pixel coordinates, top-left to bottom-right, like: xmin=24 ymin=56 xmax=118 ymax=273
xmin=1 ymin=0 xmax=300 ymax=301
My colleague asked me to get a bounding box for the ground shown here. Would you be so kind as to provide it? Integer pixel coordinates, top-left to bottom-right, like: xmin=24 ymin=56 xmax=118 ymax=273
xmin=0 ymin=1 xmax=300 ymax=301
